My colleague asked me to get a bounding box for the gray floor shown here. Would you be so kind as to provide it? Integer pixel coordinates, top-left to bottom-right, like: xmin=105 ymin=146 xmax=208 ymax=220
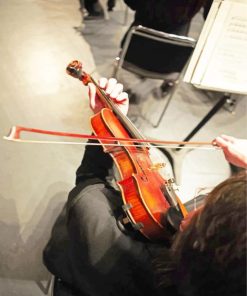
xmin=0 ymin=1 xmax=246 ymax=295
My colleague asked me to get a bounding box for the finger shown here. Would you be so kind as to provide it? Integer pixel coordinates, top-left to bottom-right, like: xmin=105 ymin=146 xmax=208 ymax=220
xmin=88 ymin=82 xmax=96 ymax=110
xmin=105 ymin=78 xmax=117 ymax=95
xmin=109 ymin=83 xmax=124 ymax=99
xmin=115 ymin=92 xmax=129 ymax=115
xmin=214 ymin=136 xmax=230 ymax=148
xmin=99 ymin=77 xmax=108 ymax=89
xmin=220 ymin=134 xmax=236 ymax=143
xmin=115 ymin=91 xmax=128 ymax=104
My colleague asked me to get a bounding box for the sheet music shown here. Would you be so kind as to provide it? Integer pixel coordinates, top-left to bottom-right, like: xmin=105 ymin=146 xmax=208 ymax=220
xmin=185 ymin=0 xmax=247 ymax=94
xmin=184 ymin=0 xmax=222 ymax=83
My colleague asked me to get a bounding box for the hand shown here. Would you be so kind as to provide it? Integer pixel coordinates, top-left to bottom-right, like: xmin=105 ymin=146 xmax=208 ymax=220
xmin=213 ymin=135 xmax=247 ymax=169
xmin=88 ymin=77 xmax=129 ymax=115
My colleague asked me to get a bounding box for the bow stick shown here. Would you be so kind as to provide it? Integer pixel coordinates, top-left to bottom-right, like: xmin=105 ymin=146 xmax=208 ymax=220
xmin=3 ymin=125 xmax=218 ymax=150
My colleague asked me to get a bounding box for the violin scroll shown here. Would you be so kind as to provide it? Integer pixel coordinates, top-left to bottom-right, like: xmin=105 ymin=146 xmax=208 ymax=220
xmin=66 ymin=60 xmax=91 ymax=84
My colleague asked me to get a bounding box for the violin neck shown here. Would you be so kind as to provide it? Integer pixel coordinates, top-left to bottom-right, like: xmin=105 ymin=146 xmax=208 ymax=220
xmin=91 ymin=76 xmax=147 ymax=141
xmin=113 ymin=105 xmax=145 ymax=140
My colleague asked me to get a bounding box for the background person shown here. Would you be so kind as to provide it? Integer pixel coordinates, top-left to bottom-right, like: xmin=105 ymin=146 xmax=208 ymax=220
xmin=79 ymin=0 xmax=104 ymax=20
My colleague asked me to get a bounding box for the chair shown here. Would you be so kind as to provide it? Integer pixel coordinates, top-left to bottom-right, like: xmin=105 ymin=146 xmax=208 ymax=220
xmin=113 ymin=25 xmax=197 ymax=127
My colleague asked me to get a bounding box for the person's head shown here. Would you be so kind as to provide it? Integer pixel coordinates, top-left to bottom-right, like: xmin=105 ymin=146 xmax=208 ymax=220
xmin=172 ymin=171 xmax=246 ymax=296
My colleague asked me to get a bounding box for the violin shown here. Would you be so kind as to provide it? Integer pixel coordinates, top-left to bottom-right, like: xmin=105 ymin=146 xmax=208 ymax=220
xmin=4 ymin=60 xmax=214 ymax=240
xmin=66 ymin=60 xmax=188 ymax=241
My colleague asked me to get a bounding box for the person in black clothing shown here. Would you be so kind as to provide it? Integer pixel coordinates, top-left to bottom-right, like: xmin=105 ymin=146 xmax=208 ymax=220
xmin=43 ymin=78 xmax=246 ymax=296
xmin=79 ymin=0 xmax=115 ymax=20
xmin=43 ymin=78 xmax=172 ymax=296
xmin=107 ymin=0 xmax=116 ymax=11
xmin=122 ymin=0 xmax=207 ymax=42
xmin=123 ymin=0 xmax=213 ymax=37
xmin=79 ymin=0 xmax=104 ymax=19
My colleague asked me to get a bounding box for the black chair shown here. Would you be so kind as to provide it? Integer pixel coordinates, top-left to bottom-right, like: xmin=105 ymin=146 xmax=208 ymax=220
xmin=113 ymin=25 xmax=197 ymax=127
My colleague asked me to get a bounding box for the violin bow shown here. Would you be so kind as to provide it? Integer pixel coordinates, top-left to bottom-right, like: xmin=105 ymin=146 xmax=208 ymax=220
xmin=3 ymin=125 xmax=218 ymax=150
xmin=3 ymin=60 xmax=218 ymax=150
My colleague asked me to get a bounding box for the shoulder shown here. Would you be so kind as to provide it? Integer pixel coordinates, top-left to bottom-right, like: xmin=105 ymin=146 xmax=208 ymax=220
xmin=67 ymin=181 xmax=122 ymax=216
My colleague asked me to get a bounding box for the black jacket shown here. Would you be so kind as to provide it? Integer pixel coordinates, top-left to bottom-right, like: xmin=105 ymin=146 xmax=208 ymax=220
xmin=43 ymin=142 xmax=179 ymax=296
xmin=124 ymin=0 xmax=213 ymax=32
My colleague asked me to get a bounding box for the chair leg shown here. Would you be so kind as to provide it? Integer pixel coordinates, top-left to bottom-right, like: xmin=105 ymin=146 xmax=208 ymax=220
xmin=49 ymin=276 xmax=55 ymax=296
xmin=152 ymin=79 xmax=180 ymax=128
xmin=35 ymin=275 xmax=54 ymax=295
xmin=112 ymin=56 xmax=121 ymax=78
xmin=98 ymin=0 xmax=109 ymax=19
xmin=175 ymin=93 xmax=230 ymax=152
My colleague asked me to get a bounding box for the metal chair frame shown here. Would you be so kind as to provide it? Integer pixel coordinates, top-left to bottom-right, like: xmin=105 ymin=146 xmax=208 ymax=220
xmin=113 ymin=25 xmax=197 ymax=127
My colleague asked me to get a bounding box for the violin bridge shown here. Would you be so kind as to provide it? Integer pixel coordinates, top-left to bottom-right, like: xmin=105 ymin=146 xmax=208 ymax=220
xmin=149 ymin=162 xmax=166 ymax=171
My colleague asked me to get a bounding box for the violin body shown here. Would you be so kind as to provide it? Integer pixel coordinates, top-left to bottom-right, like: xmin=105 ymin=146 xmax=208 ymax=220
xmin=92 ymin=108 xmax=173 ymax=240
xmin=66 ymin=60 xmax=187 ymax=241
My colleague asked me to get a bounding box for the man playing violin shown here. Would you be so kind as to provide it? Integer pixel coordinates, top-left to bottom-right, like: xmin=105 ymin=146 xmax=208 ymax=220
xmin=43 ymin=78 xmax=247 ymax=296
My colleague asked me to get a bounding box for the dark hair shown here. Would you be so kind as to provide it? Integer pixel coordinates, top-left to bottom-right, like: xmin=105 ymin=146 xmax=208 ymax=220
xmin=171 ymin=171 xmax=246 ymax=296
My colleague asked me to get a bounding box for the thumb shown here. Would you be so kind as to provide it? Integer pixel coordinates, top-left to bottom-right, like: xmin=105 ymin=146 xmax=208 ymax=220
xmin=220 ymin=134 xmax=236 ymax=143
